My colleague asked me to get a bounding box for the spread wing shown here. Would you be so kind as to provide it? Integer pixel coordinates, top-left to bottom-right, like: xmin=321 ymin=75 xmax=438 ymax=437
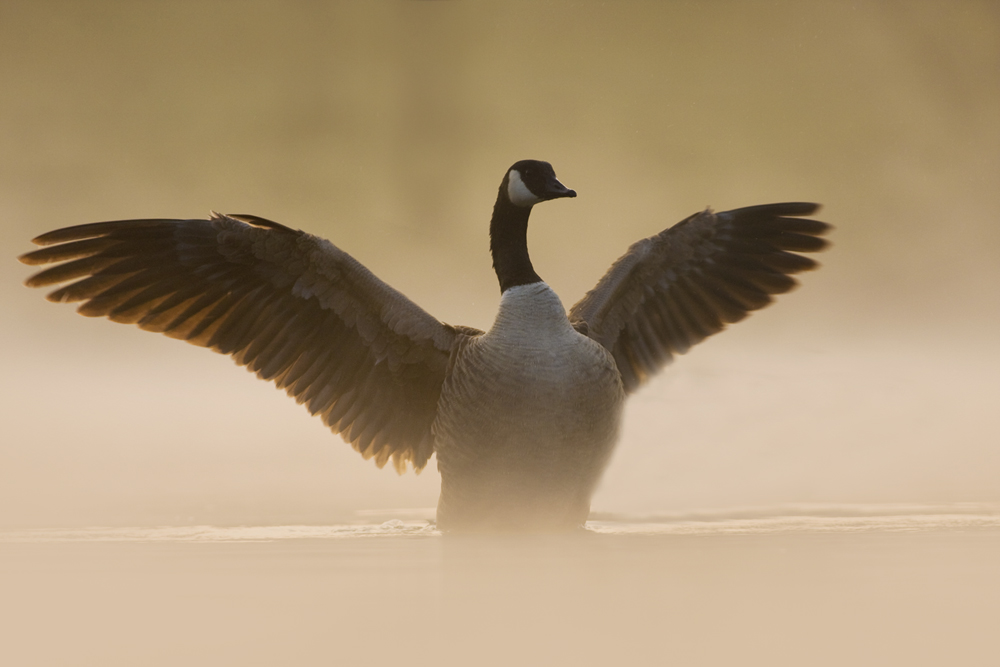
xmin=569 ymin=202 xmax=830 ymax=393
xmin=19 ymin=213 xmax=477 ymax=473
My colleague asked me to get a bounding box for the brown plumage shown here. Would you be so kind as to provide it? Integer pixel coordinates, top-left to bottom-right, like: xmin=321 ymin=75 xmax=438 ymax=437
xmin=21 ymin=213 xmax=460 ymax=473
xmin=570 ymin=202 xmax=827 ymax=392
xmin=18 ymin=160 xmax=830 ymax=531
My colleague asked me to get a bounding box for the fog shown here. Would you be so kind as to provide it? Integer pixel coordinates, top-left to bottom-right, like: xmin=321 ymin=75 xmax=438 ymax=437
xmin=2 ymin=3 xmax=999 ymax=666
xmin=2 ymin=0 xmax=997 ymax=527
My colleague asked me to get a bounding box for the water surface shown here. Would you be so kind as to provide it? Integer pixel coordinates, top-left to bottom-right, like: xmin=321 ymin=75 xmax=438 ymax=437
xmin=3 ymin=506 xmax=997 ymax=667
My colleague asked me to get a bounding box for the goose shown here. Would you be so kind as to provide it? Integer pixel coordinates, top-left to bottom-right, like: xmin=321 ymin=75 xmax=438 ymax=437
xmin=19 ymin=159 xmax=829 ymax=532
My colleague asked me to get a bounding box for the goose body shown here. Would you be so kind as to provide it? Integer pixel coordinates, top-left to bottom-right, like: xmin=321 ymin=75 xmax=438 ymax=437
xmin=434 ymin=283 xmax=624 ymax=531
xmin=19 ymin=159 xmax=830 ymax=532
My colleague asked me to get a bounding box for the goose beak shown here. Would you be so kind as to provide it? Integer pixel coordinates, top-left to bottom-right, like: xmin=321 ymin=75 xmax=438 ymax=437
xmin=543 ymin=178 xmax=577 ymax=200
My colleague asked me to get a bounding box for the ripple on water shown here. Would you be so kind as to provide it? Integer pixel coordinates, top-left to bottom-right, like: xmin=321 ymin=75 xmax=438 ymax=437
xmin=2 ymin=503 xmax=998 ymax=543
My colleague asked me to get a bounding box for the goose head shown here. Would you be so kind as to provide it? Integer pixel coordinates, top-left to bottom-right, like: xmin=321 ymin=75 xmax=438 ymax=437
xmin=490 ymin=160 xmax=576 ymax=293
xmin=503 ymin=159 xmax=577 ymax=208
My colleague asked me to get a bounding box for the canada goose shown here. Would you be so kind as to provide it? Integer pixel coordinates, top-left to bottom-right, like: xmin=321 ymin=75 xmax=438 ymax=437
xmin=19 ymin=159 xmax=829 ymax=532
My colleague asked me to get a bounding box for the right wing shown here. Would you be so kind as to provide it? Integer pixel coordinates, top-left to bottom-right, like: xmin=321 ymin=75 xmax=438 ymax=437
xmin=19 ymin=212 xmax=478 ymax=472
xmin=569 ymin=203 xmax=830 ymax=393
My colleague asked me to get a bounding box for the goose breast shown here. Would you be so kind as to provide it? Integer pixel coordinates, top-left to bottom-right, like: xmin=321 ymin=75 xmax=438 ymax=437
xmin=433 ymin=283 xmax=625 ymax=531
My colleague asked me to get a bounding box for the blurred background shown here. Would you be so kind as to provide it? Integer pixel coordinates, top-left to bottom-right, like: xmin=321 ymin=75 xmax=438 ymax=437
xmin=2 ymin=0 xmax=997 ymax=528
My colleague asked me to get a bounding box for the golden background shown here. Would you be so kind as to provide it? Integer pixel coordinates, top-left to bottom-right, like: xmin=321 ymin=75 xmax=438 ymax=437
xmin=2 ymin=1 xmax=998 ymax=527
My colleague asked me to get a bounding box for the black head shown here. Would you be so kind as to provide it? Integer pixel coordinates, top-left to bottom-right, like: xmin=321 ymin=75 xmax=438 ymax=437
xmin=504 ymin=160 xmax=577 ymax=208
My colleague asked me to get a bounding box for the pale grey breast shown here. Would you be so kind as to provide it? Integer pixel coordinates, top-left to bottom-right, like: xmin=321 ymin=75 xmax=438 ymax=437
xmin=433 ymin=283 xmax=625 ymax=531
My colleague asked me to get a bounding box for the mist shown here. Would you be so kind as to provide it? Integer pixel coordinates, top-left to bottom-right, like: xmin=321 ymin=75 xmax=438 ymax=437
xmin=2 ymin=4 xmax=999 ymax=667
xmin=3 ymin=1 xmax=997 ymax=528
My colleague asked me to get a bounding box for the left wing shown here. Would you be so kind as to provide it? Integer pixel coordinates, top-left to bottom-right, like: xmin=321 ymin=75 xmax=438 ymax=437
xmin=19 ymin=213 xmax=474 ymax=472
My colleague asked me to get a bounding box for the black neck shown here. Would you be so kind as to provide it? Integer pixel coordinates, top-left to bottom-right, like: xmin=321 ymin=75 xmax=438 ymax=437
xmin=489 ymin=187 xmax=542 ymax=293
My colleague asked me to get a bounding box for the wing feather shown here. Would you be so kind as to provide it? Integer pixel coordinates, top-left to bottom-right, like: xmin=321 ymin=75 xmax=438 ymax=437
xmin=19 ymin=213 xmax=477 ymax=472
xmin=570 ymin=203 xmax=829 ymax=393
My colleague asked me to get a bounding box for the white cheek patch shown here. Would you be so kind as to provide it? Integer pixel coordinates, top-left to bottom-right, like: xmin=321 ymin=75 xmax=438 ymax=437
xmin=507 ymin=169 xmax=542 ymax=207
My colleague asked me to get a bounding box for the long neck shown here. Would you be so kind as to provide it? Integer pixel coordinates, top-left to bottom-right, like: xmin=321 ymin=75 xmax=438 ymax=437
xmin=489 ymin=189 xmax=542 ymax=293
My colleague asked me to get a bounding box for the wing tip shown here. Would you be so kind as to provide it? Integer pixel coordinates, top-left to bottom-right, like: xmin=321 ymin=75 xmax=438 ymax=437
xmin=772 ymin=201 xmax=822 ymax=216
xmin=29 ymin=227 xmax=82 ymax=247
xmin=18 ymin=249 xmax=47 ymax=266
